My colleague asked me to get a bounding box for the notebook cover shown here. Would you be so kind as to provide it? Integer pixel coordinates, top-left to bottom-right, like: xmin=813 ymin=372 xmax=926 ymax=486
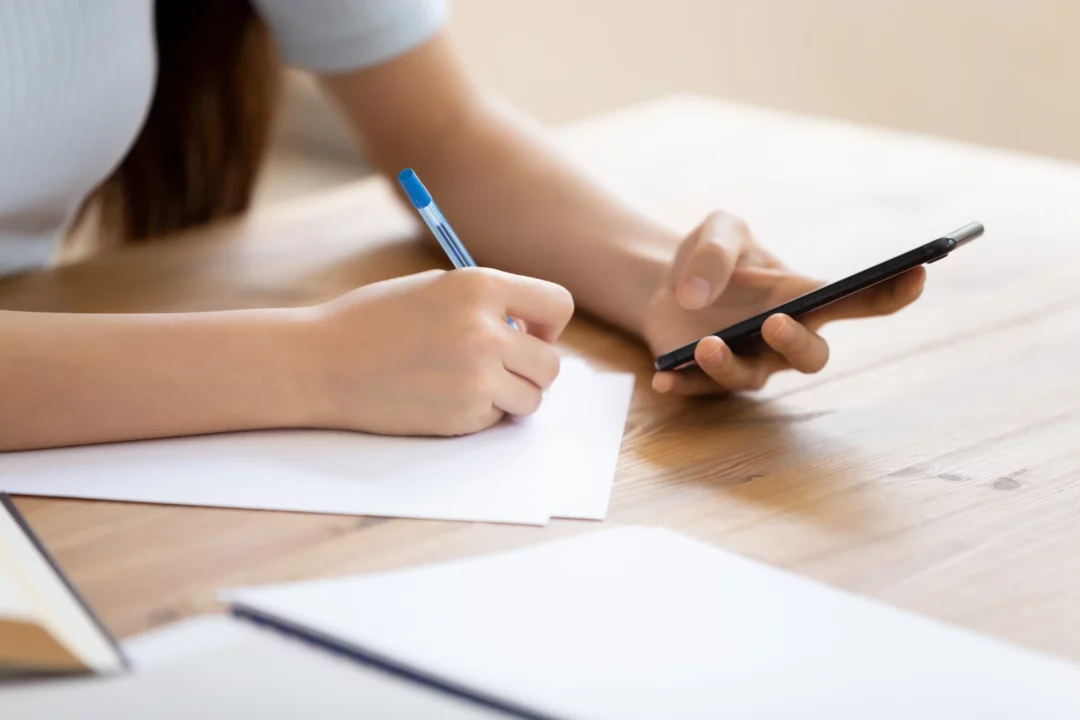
xmin=230 ymin=604 xmax=559 ymax=720
xmin=0 ymin=493 xmax=129 ymax=672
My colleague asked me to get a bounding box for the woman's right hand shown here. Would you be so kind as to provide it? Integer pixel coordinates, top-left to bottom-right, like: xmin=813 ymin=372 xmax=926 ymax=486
xmin=295 ymin=268 xmax=575 ymax=437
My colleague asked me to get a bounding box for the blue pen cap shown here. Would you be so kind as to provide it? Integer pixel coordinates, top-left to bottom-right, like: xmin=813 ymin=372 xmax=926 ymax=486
xmin=398 ymin=168 xmax=432 ymax=209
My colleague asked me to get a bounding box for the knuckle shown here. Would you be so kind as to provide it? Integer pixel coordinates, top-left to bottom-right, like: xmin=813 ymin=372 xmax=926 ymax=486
xmin=416 ymin=268 xmax=447 ymax=282
xmin=703 ymin=209 xmax=732 ymax=230
xmin=692 ymin=240 xmax=730 ymax=268
xmin=462 ymin=366 xmax=499 ymax=402
xmin=458 ymin=321 xmax=504 ymax=357
xmin=729 ymin=215 xmax=751 ymax=238
xmin=446 ymin=267 xmax=503 ymax=305
xmin=706 ymin=209 xmax=750 ymax=238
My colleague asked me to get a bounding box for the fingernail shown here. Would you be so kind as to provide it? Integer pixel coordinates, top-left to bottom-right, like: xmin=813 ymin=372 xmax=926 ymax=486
xmin=774 ymin=317 xmax=796 ymax=344
xmin=652 ymin=374 xmax=674 ymax=393
xmin=678 ymin=277 xmax=712 ymax=310
xmin=699 ymin=340 xmax=727 ymax=367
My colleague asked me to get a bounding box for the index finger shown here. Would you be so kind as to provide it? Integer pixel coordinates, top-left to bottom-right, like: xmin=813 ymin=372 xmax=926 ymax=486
xmin=671 ymin=211 xmax=752 ymax=308
xmin=802 ymin=267 xmax=926 ymax=329
xmin=500 ymin=273 xmax=576 ymax=343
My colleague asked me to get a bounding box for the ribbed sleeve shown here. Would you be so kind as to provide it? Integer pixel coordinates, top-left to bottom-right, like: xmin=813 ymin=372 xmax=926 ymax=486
xmin=0 ymin=0 xmax=157 ymax=276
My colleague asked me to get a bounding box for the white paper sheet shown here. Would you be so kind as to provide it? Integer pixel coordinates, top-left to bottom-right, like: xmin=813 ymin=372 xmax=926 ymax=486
xmin=226 ymin=526 xmax=1080 ymax=720
xmin=0 ymin=615 xmax=502 ymax=719
xmin=0 ymin=360 xmax=633 ymax=526
xmin=539 ymin=362 xmax=634 ymax=520
xmin=122 ymin=615 xmax=253 ymax=670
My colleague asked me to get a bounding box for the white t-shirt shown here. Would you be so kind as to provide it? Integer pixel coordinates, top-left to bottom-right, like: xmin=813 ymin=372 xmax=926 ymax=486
xmin=0 ymin=0 xmax=449 ymax=277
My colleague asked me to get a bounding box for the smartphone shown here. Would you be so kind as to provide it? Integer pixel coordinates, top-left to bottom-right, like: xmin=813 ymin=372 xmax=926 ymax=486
xmin=653 ymin=222 xmax=984 ymax=372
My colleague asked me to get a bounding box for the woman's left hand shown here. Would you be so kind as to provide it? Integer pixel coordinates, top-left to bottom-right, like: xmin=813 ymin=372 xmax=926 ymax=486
xmin=643 ymin=211 xmax=926 ymax=396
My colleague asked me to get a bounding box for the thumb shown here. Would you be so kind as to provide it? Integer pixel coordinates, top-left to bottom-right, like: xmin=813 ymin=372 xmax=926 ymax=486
xmin=672 ymin=211 xmax=751 ymax=310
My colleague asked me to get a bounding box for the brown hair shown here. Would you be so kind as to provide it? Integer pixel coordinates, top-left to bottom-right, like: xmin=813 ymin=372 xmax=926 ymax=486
xmin=96 ymin=0 xmax=281 ymax=243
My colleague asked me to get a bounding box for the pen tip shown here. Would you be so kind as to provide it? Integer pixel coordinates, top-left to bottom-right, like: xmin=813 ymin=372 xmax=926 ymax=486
xmin=398 ymin=168 xmax=432 ymax=209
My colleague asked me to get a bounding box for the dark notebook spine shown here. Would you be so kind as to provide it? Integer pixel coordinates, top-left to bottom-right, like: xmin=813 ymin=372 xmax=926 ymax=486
xmin=230 ymin=604 xmax=565 ymax=720
xmin=0 ymin=493 xmax=130 ymax=671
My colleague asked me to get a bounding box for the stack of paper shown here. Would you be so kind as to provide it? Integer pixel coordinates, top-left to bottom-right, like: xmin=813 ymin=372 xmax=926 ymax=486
xmin=226 ymin=526 xmax=1080 ymax=720
xmin=0 ymin=359 xmax=633 ymax=525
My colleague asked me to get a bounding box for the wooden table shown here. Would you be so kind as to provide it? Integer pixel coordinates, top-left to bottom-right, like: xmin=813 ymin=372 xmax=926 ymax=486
xmin=4 ymin=96 xmax=1080 ymax=663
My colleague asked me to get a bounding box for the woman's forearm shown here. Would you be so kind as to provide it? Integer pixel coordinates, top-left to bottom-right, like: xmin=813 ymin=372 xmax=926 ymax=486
xmin=0 ymin=309 xmax=311 ymax=451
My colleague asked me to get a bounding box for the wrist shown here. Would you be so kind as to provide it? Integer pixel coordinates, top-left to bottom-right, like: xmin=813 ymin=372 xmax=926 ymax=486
xmin=254 ymin=306 xmax=335 ymax=430
xmin=585 ymin=231 xmax=674 ymax=337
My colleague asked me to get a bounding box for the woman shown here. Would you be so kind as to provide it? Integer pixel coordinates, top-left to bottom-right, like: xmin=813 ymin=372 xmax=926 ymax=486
xmin=0 ymin=0 xmax=924 ymax=452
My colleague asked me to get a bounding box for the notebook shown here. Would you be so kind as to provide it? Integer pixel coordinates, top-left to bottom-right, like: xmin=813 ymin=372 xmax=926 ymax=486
xmin=0 ymin=494 xmax=126 ymax=678
xmin=0 ymin=615 xmax=508 ymax=718
xmin=226 ymin=526 xmax=1080 ymax=720
xmin=0 ymin=359 xmax=634 ymax=525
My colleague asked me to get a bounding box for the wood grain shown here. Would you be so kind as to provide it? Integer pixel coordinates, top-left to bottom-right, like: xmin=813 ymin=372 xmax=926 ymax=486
xmin=3 ymin=96 xmax=1079 ymax=664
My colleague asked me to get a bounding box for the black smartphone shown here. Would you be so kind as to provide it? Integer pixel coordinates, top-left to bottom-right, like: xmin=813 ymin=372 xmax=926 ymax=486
xmin=653 ymin=222 xmax=984 ymax=372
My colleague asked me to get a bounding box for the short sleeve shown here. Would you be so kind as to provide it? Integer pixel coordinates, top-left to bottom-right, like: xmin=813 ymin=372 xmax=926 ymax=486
xmin=252 ymin=0 xmax=449 ymax=73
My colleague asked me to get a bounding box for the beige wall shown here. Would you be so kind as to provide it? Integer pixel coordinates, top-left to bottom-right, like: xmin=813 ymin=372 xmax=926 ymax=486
xmin=449 ymin=0 xmax=1080 ymax=161
xmin=263 ymin=0 xmax=1080 ymax=201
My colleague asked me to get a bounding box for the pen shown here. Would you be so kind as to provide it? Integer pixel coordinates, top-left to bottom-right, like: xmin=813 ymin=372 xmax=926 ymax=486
xmin=398 ymin=168 xmax=520 ymax=329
